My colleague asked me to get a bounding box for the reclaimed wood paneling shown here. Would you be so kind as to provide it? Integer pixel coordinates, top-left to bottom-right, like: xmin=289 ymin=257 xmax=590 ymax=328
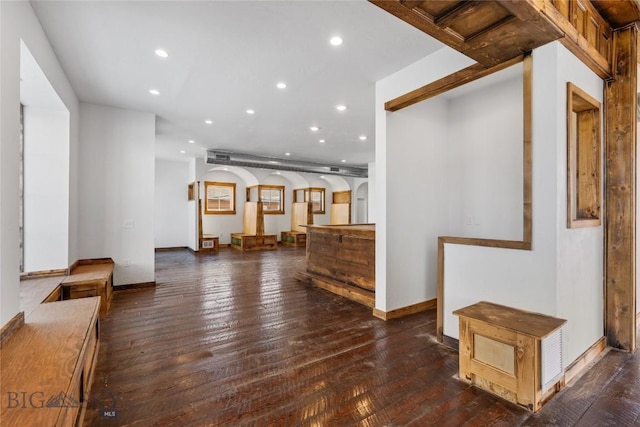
xmin=604 ymin=24 xmax=638 ymax=352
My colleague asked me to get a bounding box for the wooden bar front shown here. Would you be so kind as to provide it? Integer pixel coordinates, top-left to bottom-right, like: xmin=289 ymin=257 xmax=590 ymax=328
xmin=300 ymin=224 xmax=375 ymax=307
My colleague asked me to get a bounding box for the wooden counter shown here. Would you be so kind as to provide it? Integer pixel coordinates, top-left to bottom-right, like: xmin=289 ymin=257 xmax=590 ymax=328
xmin=1 ymin=297 xmax=101 ymax=426
xmin=298 ymin=224 xmax=375 ymax=307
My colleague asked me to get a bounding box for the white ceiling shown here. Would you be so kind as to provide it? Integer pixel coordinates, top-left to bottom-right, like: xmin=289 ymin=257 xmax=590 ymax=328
xmin=30 ymin=0 xmax=444 ymax=166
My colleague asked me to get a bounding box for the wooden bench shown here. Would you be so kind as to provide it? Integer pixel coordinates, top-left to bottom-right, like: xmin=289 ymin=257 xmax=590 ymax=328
xmin=0 ymin=297 xmax=101 ymax=426
xmin=231 ymin=201 xmax=278 ymax=251
xmin=231 ymin=233 xmax=278 ymax=251
xmin=281 ymin=202 xmax=312 ymax=247
xmin=62 ymin=259 xmax=114 ymax=316
xmin=281 ymin=231 xmax=307 ymax=246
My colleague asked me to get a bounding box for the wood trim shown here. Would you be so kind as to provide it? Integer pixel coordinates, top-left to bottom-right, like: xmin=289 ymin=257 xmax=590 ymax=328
xmin=113 ymin=282 xmax=156 ymax=292
xmin=0 ymin=311 xmax=25 ymax=348
xmin=636 ymin=311 xmax=640 ymax=327
xmin=155 ymin=246 xmax=189 ymax=252
xmin=563 ymin=336 xmax=607 ymax=384
xmin=372 ymin=298 xmax=436 ymax=321
xmin=604 ymin=24 xmax=637 ymax=352
xmin=524 ymin=0 xmax=612 ymax=79
xmin=437 ymin=53 xmax=533 ymax=342
xmin=385 ymin=55 xmax=523 ymax=112
xmin=441 ymin=334 xmax=459 ymax=350
xmin=20 ymin=268 xmax=68 ymax=279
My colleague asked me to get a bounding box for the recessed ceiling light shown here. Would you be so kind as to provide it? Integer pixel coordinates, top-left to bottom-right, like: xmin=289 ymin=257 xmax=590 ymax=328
xmin=319 ymin=139 xmax=325 ymax=143
xmin=336 ymin=104 xmax=347 ymax=111
xmin=341 ymin=159 xmax=346 ymax=163
xmin=223 ymin=167 xmax=228 ymax=171
xmin=310 ymin=126 xmax=320 ymax=132
xmin=268 ymin=160 xmax=279 ymax=164
xmin=320 ymin=175 xmax=325 ymax=179
xmin=246 ymin=109 xmax=255 ymax=115
xmin=330 ymin=36 xmax=343 ymax=46
xmin=188 ymin=140 xmax=195 ymax=144
xmin=149 ymin=89 xmax=160 ymax=95
xmin=180 ymin=150 xmax=186 ymax=154
xmin=205 ymin=120 xmax=213 ymax=125
xmin=276 ymin=82 xmax=287 ymax=89
xmin=285 ymin=152 xmax=291 ymax=156
xmin=275 ymin=171 xmax=281 ymax=175
xmin=155 ymin=49 xmax=169 ymax=58
xmin=359 ymin=135 xmax=367 ymax=141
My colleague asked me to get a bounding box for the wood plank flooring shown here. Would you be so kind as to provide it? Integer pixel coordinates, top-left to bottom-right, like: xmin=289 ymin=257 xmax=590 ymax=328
xmin=85 ymin=247 xmax=640 ymax=426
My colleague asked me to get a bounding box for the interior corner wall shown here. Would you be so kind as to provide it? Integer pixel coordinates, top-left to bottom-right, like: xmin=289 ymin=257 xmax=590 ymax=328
xmin=78 ymin=103 xmax=155 ymax=286
xmin=0 ymin=1 xmax=79 ymax=326
xmin=23 ymin=106 xmax=70 ymax=272
xmin=155 ymin=159 xmax=189 ymax=248
xmin=442 ymin=42 xmax=604 ymax=367
xmin=554 ymin=44 xmax=604 ymax=364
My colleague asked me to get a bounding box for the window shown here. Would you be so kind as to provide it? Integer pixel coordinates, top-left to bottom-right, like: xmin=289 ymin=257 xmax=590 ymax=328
xmin=260 ymin=185 xmax=284 ymax=214
xmin=204 ymin=181 xmax=236 ymax=214
xmin=567 ymin=82 xmax=601 ymax=228
xmin=304 ymin=187 xmax=326 ymax=214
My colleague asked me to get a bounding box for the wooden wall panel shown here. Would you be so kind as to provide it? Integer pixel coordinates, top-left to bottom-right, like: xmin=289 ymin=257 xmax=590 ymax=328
xmin=604 ymin=24 xmax=638 ymax=351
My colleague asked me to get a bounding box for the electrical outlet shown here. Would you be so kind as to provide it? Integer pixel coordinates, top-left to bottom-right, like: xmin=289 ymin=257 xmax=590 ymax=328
xmin=465 ymin=215 xmax=473 ymax=225
xmin=123 ymin=220 xmax=134 ymax=229
xmin=123 ymin=259 xmax=130 ymax=267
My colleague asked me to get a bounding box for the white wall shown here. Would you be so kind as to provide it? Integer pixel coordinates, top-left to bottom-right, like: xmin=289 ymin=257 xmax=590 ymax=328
xmin=375 ymin=47 xmax=475 ymax=312
xmin=78 ymin=103 xmax=155 ymax=286
xmin=446 ymin=76 xmax=523 ymax=240
xmin=23 ymin=106 xmax=70 ymax=272
xmin=155 ymin=159 xmax=189 ymax=248
xmin=386 ymin=96 xmax=451 ymax=309
xmin=441 ymin=43 xmax=604 ymax=366
xmin=0 ymin=1 xmax=79 ymax=326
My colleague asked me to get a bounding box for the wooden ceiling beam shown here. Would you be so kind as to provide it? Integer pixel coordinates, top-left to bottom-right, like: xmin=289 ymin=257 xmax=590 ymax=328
xmin=384 ymin=55 xmax=523 ymax=112
xmin=369 ymin=0 xmax=469 ymax=53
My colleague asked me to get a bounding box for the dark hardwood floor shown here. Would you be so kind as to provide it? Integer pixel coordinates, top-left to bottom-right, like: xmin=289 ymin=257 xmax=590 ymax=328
xmin=85 ymin=247 xmax=640 ymax=426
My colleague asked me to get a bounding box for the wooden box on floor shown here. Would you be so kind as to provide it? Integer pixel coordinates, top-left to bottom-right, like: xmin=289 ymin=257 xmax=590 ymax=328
xmin=453 ymin=301 xmax=566 ymax=412
xmin=0 ymin=297 xmax=100 ymax=426
xmin=62 ymin=258 xmax=114 ymax=316
xmin=200 ymin=234 xmax=219 ymax=252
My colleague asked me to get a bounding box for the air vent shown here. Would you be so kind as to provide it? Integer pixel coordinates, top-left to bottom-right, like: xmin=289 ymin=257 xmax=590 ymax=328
xmin=202 ymin=240 xmax=214 ymax=249
xmin=205 ymin=150 xmax=367 ymax=178
xmin=541 ymin=328 xmax=563 ymax=393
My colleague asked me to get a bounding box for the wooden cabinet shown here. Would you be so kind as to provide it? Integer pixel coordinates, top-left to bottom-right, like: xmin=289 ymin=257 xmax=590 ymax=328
xmin=454 ymin=301 xmax=566 ymax=412
xmin=0 ymin=297 xmax=101 ymax=426
xmin=200 ymin=235 xmax=219 ymax=252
